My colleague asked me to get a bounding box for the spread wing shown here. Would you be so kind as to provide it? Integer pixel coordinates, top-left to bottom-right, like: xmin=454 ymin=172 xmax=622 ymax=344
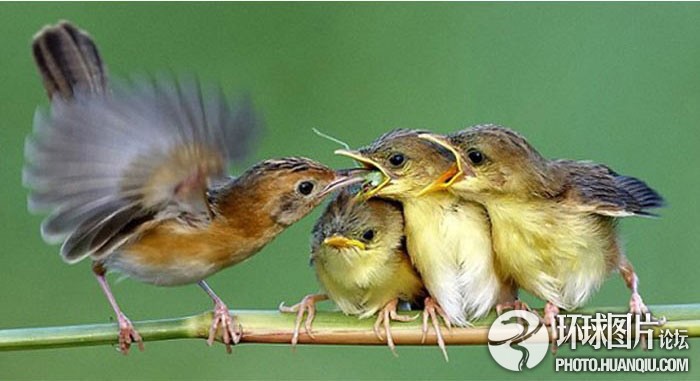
xmin=24 ymin=76 xmax=260 ymax=263
xmin=551 ymin=159 xmax=665 ymax=217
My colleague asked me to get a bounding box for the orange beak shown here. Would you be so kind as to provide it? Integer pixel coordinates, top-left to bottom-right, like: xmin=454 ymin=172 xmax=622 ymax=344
xmin=417 ymin=133 xmax=472 ymax=196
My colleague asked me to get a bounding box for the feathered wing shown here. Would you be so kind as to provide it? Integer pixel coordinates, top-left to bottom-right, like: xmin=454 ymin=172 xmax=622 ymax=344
xmin=552 ymin=159 xmax=665 ymax=217
xmin=32 ymin=21 xmax=107 ymax=99
xmin=24 ymin=77 xmax=260 ymax=263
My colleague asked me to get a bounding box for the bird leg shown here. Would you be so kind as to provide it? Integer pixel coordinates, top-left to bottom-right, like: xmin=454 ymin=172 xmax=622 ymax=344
xmin=279 ymin=293 xmax=328 ymax=347
xmin=93 ymin=264 xmax=143 ymax=354
xmin=544 ymin=301 xmax=560 ymax=354
xmin=373 ymin=298 xmax=419 ymax=356
xmin=618 ymin=257 xmax=651 ymax=316
xmin=198 ymin=280 xmax=241 ymax=353
xmin=619 ymin=258 xmax=665 ymax=349
xmin=421 ymin=296 xmax=451 ymax=362
xmin=496 ymin=300 xmax=534 ymax=316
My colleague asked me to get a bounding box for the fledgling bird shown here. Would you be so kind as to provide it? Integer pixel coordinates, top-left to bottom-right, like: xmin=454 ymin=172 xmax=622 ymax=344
xmin=335 ymin=130 xmax=515 ymax=345
xmin=25 ymin=21 xmax=359 ymax=354
xmin=280 ymin=187 xmax=426 ymax=356
xmin=419 ymin=124 xmax=665 ymax=333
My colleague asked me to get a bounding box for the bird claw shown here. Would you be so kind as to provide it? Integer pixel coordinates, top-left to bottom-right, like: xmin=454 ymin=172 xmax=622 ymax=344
xmin=207 ymin=301 xmax=241 ymax=353
xmin=629 ymin=293 xmax=650 ymax=317
xmin=279 ymin=294 xmax=325 ymax=347
xmin=372 ymin=299 xmax=419 ymax=357
xmin=628 ymin=293 xmax=666 ymax=350
xmin=420 ymin=297 xmax=450 ymax=362
xmin=544 ymin=302 xmax=560 ymax=354
xmin=116 ymin=313 xmax=143 ymax=355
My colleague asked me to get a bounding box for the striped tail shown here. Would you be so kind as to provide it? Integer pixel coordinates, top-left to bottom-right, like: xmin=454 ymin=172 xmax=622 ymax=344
xmin=32 ymin=21 xmax=107 ymax=99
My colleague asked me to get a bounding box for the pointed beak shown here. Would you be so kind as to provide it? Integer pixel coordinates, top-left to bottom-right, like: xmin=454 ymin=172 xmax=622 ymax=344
xmin=417 ymin=133 xmax=472 ymax=195
xmin=334 ymin=149 xmax=392 ymax=199
xmin=319 ymin=173 xmax=365 ymax=197
xmin=416 ymin=163 xmax=463 ymax=196
xmin=323 ymin=235 xmax=366 ymax=250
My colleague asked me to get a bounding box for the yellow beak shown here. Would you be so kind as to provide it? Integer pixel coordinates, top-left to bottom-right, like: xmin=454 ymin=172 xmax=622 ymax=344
xmin=334 ymin=149 xmax=392 ymax=199
xmin=417 ymin=133 xmax=471 ymax=196
xmin=323 ymin=235 xmax=366 ymax=250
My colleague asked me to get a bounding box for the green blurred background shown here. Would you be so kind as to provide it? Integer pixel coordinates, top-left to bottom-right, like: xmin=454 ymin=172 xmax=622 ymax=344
xmin=1 ymin=2 xmax=699 ymax=380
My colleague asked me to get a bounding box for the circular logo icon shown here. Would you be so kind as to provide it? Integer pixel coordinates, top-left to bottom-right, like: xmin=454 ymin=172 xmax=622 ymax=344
xmin=488 ymin=310 xmax=549 ymax=371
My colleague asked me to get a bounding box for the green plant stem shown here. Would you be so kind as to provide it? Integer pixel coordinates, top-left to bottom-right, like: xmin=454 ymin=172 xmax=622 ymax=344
xmin=1 ymin=304 xmax=698 ymax=351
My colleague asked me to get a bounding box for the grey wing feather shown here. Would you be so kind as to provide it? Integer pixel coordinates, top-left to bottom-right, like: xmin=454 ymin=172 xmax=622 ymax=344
xmin=554 ymin=159 xmax=665 ymax=217
xmin=24 ymin=76 xmax=260 ymax=263
xmin=32 ymin=21 xmax=107 ymax=99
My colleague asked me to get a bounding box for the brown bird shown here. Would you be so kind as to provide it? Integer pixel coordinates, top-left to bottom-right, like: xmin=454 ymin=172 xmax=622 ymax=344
xmin=281 ymin=187 xmax=426 ymax=356
xmin=335 ymin=130 xmax=515 ymax=349
xmin=419 ymin=124 xmax=665 ymax=334
xmin=25 ymin=21 xmax=360 ymax=354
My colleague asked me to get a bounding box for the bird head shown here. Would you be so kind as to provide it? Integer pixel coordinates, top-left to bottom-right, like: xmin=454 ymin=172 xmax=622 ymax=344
xmin=311 ymin=188 xmax=404 ymax=265
xmin=334 ymin=129 xmax=457 ymax=201
xmin=418 ymin=125 xmax=550 ymax=199
xmin=233 ymin=157 xmax=364 ymax=227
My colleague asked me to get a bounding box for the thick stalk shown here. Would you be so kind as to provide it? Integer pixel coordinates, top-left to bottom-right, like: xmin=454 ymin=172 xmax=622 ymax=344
xmin=1 ymin=304 xmax=698 ymax=351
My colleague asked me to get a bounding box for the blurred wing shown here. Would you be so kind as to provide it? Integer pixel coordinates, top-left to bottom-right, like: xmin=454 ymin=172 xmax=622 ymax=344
xmin=552 ymin=160 xmax=665 ymax=217
xmin=24 ymin=76 xmax=260 ymax=263
xmin=33 ymin=21 xmax=107 ymax=100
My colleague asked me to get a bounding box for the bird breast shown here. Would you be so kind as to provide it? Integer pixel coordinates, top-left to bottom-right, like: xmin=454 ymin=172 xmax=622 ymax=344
xmin=485 ymin=198 xmax=616 ymax=310
xmin=402 ymin=193 xmax=501 ymax=325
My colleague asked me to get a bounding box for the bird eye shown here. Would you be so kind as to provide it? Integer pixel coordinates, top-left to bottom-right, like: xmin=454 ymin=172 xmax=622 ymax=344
xmin=388 ymin=153 xmax=405 ymax=167
xmin=362 ymin=229 xmax=375 ymax=241
xmin=467 ymin=150 xmax=485 ymax=165
xmin=297 ymin=181 xmax=314 ymax=195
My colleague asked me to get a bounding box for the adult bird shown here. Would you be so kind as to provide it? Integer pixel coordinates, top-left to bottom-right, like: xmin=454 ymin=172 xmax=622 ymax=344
xmin=26 ymin=21 xmax=359 ymax=353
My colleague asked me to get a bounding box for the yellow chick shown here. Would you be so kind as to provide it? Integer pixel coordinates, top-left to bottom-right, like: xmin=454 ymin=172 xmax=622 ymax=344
xmin=335 ymin=130 xmax=515 ymax=332
xmin=420 ymin=125 xmax=665 ymax=333
xmin=281 ymin=187 xmax=426 ymax=356
xmin=281 ymin=190 xmax=425 ymax=353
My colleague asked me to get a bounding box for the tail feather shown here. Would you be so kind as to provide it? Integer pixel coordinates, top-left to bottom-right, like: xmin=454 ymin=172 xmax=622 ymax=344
xmin=32 ymin=21 xmax=107 ymax=99
xmin=615 ymin=175 xmax=666 ymax=213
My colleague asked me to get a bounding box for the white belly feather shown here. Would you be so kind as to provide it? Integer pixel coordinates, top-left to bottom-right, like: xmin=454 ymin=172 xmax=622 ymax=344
xmin=404 ymin=194 xmax=501 ymax=325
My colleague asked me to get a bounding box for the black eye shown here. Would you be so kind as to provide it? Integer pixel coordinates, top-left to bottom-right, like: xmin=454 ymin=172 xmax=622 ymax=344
xmin=389 ymin=153 xmax=405 ymax=167
xmin=467 ymin=150 xmax=485 ymax=165
xmin=298 ymin=181 xmax=314 ymax=195
xmin=362 ymin=229 xmax=375 ymax=241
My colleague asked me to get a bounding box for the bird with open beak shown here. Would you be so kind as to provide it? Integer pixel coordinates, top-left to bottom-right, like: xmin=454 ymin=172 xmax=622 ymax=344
xmin=25 ymin=21 xmax=361 ymax=354
xmin=419 ymin=124 xmax=666 ymax=337
xmin=280 ymin=187 xmax=427 ymax=357
xmin=335 ymin=129 xmax=515 ymax=349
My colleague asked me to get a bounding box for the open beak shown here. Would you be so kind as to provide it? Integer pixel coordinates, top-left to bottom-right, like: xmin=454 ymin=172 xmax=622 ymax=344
xmin=334 ymin=149 xmax=392 ymax=199
xmin=417 ymin=133 xmax=473 ymax=196
xmin=323 ymin=235 xmax=366 ymax=250
xmin=319 ymin=173 xmax=365 ymax=197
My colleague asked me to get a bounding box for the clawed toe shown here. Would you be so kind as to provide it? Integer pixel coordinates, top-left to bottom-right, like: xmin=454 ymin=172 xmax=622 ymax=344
xmin=208 ymin=303 xmax=240 ymax=353
xmin=116 ymin=313 xmax=143 ymax=355
xmin=421 ymin=297 xmax=450 ymax=362
xmin=373 ymin=299 xmax=419 ymax=357
xmin=279 ymin=294 xmax=327 ymax=347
